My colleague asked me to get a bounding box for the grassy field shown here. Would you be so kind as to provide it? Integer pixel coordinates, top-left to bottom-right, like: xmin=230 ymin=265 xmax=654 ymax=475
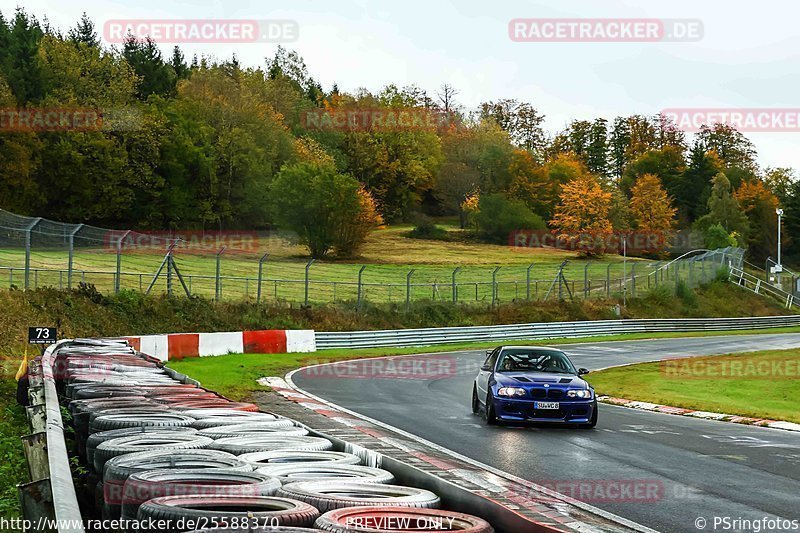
xmin=168 ymin=326 xmax=800 ymax=401
xmin=588 ymin=349 xmax=800 ymax=423
xmin=1 ymin=224 xmax=663 ymax=303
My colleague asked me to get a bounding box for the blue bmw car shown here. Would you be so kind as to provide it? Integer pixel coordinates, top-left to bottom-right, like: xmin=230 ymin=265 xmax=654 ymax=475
xmin=472 ymin=346 xmax=597 ymax=428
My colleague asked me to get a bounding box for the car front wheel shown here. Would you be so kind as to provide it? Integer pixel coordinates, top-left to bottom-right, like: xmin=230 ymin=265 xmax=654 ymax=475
xmin=471 ymin=386 xmax=480 ymax=415
xmin=484 ymin=393 xmax=496 ymax=425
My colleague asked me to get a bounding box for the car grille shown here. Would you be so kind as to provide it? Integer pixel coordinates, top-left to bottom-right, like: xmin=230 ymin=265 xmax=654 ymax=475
xmin=530 ymin=407 xmax=566 ymax=419
xmin=528 ymin=388 xmax=564 ymax=400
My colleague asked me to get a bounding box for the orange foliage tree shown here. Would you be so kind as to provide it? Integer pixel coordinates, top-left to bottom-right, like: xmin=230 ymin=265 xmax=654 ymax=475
xmin=734 ymin=180 xmax=780 ymax=259
xmin=550 ymin=173 xmax=612 ymax=255
xmin=630 ymin=173 xmax=677 ymax=253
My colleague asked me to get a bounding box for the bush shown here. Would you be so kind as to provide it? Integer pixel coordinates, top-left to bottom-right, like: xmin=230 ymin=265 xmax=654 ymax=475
xmin=473 ymin=193 xmax=545 ymax=244
xmin=703 ymin=223 xmax=738 ymax=250
xmin=270 ymin=163 xmax=382 ymax=258
xmin=409 ymin=218 xmax=449 ymax=241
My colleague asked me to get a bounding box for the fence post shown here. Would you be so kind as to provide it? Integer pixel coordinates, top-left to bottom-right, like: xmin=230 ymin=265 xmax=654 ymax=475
xmin=689 ymin=261 xmax=694 ymax=287
xmin=67 ymin=224 xmax=83 ymax=289
xmin=23 ymin=217 xmax=42 ymax=290
xmin=452 ymin=267 xmax=461 ymax=303
xmin=492 ymin=267 xmax=501 ymax=306
xmin=526 ymin=263 xmax=534 ymax=300
xmin=630 ymin=263 xmax=636 ymax=297
xmin=584 ymin=262 xmax=591 ymax=298
xmin=304 ymin=259 xmax=315 ymax=307
xmin=357 ymin=265 xmax=366 ymax=309
xmin=115 ymin=230 xmax=131 ymax=293
xmin=406 ymin=269 xmax=415 ymax=312
xmin=606 ymin=263 xmax=611 ymax=296
xmin=215 ymin=246 xmax=226 ymax=301
xmin=257 ymin=252 xmax=268 ymax=303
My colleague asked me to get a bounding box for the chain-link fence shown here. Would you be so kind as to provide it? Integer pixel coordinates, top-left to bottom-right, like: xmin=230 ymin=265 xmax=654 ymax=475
xmin=0 ymin=209 xmax=742 ymax=306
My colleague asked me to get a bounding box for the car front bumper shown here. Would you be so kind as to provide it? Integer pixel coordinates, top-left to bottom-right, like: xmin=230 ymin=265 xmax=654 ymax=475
xmin=492 ymin=397 xmax=595 ymax=423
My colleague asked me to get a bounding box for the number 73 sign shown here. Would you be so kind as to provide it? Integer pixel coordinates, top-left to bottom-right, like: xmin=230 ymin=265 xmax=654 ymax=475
xmin=28 ymin=327 xmax=57 ymax=345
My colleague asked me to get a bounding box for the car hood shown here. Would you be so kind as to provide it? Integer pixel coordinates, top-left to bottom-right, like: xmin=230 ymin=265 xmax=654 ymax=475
xmin=494 ymin=371 xmax=588 ymax=388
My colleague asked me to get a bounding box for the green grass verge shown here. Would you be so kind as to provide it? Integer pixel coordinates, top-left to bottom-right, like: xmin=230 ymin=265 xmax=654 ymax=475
xmin=588 ymin=349 xmax=800 ymax=423
xmin=0 ymin=361 xmax=29 ymax=523
xmin=167 ymin=326 xmax=800 ymax=402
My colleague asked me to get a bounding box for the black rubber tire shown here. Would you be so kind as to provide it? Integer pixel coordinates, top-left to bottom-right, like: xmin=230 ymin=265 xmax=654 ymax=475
xmin=90 ymin=413 xmax=195 ymax=434
xmin=120 ymin=469 xmax=281 ymax=522
xmin=277 ymin=481 xmax=440 ymax=512
xmin=484 ymin=393 xmax=496 ymax=425
xmin=314 ymin=507 xmax=494 ymax=533
xmin=197 ymin=422 xmax=304 ymax=439
xmin=471 ymin=386 xmax=480 ymax=415
xmin=86 ymin=426 xmax=198 ymax=467
xmin=184 ymin=410 xmax=283 ymax=429
xmin=209 ymin=435 xmax=332 ymax=455
xmin=94 ymin=434 xmax=213 ymax=472
xmin=101 ymin=449 xmax=251 ymax=521
xmin=136 ymin=495 xmax=320 ymax=531
xmin=256 ymin=464 xmax=394 ymax=484
xmin=238 ymin=450 xmax=360 ymax=468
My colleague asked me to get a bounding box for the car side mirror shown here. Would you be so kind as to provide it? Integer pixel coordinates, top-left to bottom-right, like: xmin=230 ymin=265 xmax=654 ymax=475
xmin=481 ymin=364 xmax=491 ymax=372
xmin=578 ymin=368 xmax=590 ymax=375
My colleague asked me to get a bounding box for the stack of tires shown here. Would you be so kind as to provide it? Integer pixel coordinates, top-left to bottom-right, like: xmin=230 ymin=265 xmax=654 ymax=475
xmin=54 ymin=339 xmax=493 ymax=532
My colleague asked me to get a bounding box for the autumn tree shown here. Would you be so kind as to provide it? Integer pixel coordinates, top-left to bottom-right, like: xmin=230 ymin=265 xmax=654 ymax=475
xmin=550 ymin=173 xmax=613 ymax=254
xmin=630 ymin=174 xmax=677 ymax=253
xmin=734 ymin=180 xmax=780 ymax=259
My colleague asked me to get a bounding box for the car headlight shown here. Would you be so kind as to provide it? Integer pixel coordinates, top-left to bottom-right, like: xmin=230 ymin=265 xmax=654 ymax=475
xmin=497 ymin=387 xmax=526 ymax=397
xmin=567 ymin=389 xmax=592 ymax=399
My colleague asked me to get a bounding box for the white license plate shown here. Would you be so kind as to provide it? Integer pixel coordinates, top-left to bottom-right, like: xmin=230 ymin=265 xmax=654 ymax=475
xmin=534 ymin=402 xmax=559 ymax=410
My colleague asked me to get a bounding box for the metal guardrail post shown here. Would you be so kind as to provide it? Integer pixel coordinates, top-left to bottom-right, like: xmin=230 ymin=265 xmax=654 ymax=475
xmin=257 ymin=252 xmax=268 ymax=303
xmin=304 ymin=259 xmax=315 ymax=306
xmin=452 ymin=267 xmax=461 ymax=303
xmin=406 ymin=269 xmax=415 ymax=311
xmin=357 ymin=265 xmax=366 ymax=309
xmin=215 ymin=246 xmax=227 ymax=301
xmin=24 ymin=217 xmax=42 ymax=289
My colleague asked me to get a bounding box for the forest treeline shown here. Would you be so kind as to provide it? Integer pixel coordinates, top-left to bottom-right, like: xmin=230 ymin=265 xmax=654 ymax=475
xmin=0 ymin=9 xmax=797 ymax=259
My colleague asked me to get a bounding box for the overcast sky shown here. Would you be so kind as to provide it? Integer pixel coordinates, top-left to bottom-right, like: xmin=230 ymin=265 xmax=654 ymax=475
xmin=6 ymin=0 xmax=800 ymax=170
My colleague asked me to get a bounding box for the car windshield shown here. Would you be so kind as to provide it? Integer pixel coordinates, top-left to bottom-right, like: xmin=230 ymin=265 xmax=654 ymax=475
xmin=495 ymin=349 xmax=576 ymax=374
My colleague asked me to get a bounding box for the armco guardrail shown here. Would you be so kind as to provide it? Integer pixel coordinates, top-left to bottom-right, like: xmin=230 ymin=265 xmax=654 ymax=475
xmin=20 ymin=339 xmax=88 ymax=533
xmin=315 ymin=315 xmax=800 ymax=349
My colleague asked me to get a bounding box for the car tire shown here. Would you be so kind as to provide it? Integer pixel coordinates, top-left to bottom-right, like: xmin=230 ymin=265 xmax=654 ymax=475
xmin=484 ymin=393 xmax=496 ymax=425
xmin=277 ymin=481 xmax=440 ymax=512
xmin=137 ymin=495 xmax=319 ymax=531
xmin=471 ymin=386 xmax=480 ymax=415
xmin=256 ymin=464 xmax=394 ymax=484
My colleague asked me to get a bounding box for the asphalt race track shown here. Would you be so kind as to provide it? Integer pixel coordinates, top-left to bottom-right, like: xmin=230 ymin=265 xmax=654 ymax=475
xmin=293 ymin=334 xmax=800 ymax=532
